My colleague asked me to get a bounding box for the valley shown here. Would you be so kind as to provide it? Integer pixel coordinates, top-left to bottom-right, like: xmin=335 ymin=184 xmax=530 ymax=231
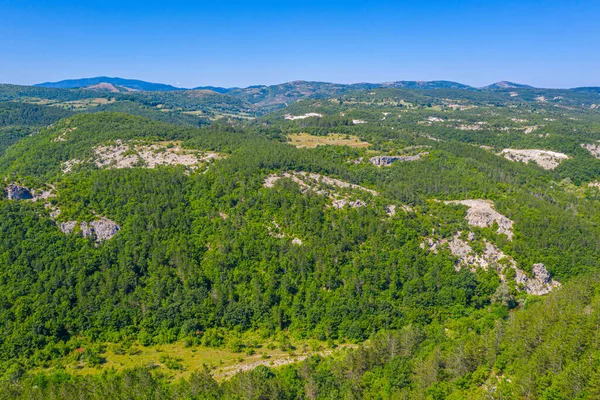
xmin=1 ymin=77 xmax=600 ymax=399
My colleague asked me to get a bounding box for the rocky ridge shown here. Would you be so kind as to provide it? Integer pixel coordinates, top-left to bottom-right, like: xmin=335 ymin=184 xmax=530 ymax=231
xmin=444 ymin=199 xmax=514 ymax=239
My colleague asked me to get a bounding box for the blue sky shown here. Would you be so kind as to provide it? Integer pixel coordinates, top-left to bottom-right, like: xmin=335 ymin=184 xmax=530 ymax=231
xmin=1 ymin=0 xmax=598 ymax=88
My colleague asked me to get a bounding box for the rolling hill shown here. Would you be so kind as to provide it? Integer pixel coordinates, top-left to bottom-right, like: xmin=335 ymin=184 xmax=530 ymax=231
xmin=35 ymin=76 xmax=185 ymax=91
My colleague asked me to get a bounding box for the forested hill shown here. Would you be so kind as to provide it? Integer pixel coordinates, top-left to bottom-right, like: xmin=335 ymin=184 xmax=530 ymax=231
xmin=35 ymin=77 xmax=185 ymax=92
xmin=0 ymin=82 xmax=600 ymax=398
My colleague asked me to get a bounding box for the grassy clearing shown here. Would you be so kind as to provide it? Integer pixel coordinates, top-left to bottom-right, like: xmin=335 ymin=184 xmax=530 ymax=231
xmin=288 ymin=133 xmax=370 ymax=149
xmin=32 ymin=337 xmax=356 ymax=382
xmin=48 ymin=97 xmax=116 ymax=110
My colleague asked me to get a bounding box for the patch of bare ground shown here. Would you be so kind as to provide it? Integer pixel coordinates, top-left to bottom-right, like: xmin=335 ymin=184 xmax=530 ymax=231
xmin=287 ymin=133 xmax=370 ymax=149
xmin=62 ymin=140 xmax=221 ymax=172
xmin=500 ymin=149 xmax=568 ymax=170
xmin=455 ymin=122 xmax=488 ymax=131
xmin=284 ymin=113 xmax=322 ymax=120
xmin=216 ymin=348 xmax=348 ymax=380
xmin=444 ymin=199 xmax=513 ymax=240
xmin=263 ymin=171 xmax=377 ymax=209
xmin=369 ymin=152 xmax=429 ymax=166
xmin=581 ymin=142 xmax=600 ymax=158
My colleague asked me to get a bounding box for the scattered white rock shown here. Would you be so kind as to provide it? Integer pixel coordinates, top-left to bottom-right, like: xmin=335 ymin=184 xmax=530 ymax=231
xmin=456 ymin=122 xmax=488 ymax=131
xmin=535 ymin=96 xmax=547 ymax=102
xmin=352 ymin=119 xmax=366 ymax=124
xmin=263 ymin=171 xmax=377 ymax=210
xmin=581 ymin=142 xmax=600 ymax=159
xmin=284 ymin=113 xmax=322 ymax=120
xmin=444 ymin=199 xmax=513 ymax=240
xmin=500 ymin=149 xmax=568 ymax=170
xmin=523 ymin=126 xmax=538 ymax=134
xmin=52 ymin=127 xmax=77 ymax=143
xmin=60 ymin=220 xmax=78 ymax=234
xmin=292 ymin=237 xmax=303 ymax=246
xmin=263 ymin=171 xmax=377 ymax=195
xmin=60 ymin=217 xmax=120 ymax=243
xmin=62 ymin=141 xmax=219 ymax=172
xmin=332 ymin=199 xmax=366 ymax=209
xmin=588 ymin=181 xmax=600 ymax=189
xmin=61 ymin=159 xmax=83 ymax=173
xmin=509 ymin=92 xmax=519 ymax=97
xmin=369 ymin=152 xmax=429 ymax=166
xmin=386 ymin=205 xmax=396 ymax=216
xmin=426 ymin=232 xmax=560 ymax=295
xmin=401 ymin=205 xmax=415 ymax=213
xmin=518 ymin=263 xmax=561 ymax=295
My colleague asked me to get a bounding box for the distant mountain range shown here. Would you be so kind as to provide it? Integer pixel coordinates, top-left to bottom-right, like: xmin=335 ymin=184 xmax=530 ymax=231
xmin=35 ymin=77 xmax=185 ymax=92
xmin=35 ymin=76 xmax=536 ymax=93
xmin=483 ymin=81 xmax=534 ymax=89
xmin=31 ymin=76 xmax=598 ymax=112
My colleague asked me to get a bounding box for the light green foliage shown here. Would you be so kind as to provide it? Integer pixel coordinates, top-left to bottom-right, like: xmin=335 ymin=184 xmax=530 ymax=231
xmin=0 ymin=84 xmax=599 ymax=398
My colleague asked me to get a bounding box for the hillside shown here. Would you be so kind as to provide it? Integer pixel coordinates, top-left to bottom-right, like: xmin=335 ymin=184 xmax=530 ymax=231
xmin=484 ymin=81 xmax=534 ymax=89
xmin=0 ymin=84 xmax=600 ymax=398
xmin=35 ymin=76 xmax=185 ymax=91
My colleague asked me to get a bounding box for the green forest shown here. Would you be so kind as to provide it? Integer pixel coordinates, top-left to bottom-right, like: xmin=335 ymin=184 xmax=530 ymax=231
xmin=0 ymin=82 xmax=599 ymax=398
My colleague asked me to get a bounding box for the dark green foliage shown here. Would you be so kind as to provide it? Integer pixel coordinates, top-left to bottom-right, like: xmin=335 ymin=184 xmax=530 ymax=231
xmin=0 ymin=85 xmax=600 ymax=399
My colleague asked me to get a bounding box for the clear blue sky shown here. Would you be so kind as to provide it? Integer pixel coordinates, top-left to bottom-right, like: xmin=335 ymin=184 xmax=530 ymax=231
xmin=1 ymin=0 xmax=598 ymax=88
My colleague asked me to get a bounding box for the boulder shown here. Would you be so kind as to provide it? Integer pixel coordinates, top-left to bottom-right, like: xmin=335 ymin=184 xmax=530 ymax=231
xmin=81 ymin=218 xmax=120 ymax=242
xmin=6 ymin=184 xmax=33 ymax=200
xmin=61 ymin=217 xmax=120 ymax=242
xmin=60 ymin=220 xmax=78 ymax=234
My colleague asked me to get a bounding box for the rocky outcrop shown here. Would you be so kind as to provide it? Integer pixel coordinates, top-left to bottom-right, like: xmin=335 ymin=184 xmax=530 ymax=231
xmin=500 ymin=149 xmax=568 ymax=170
xmin=81 ymin=218 xmax=120 ymax=242
xmin=425 ymin=232 xmax=560 ymax=296
xmin=444 ymin=199 xmax=513 ymax=240
xmin=517 ymin=263 xmax=561 ymax=295
xmin=60 ymin=220 xmax=78 ymax=234
xmin=6 ymin=184 xmax=33 ymax=200
xmin=332 ymin=199 xmax=366 ymax=209
xmin=369 ymin=152 xmax=429 ymax=166
xmin=62 ymin=140 xmax=220 ymax=173
xmin=263 ymin=171 xmax=377 ymax=210
xmin=59 ymin=217 xmax=120 ymax=243
xmin=581 ymin=142 xmax=600 ymax=159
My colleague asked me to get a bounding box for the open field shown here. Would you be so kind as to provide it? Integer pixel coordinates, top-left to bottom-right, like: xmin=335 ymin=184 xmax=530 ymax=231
xmin=287 ymin=132 xmax=370 ymax=148
xmin=33 ymin=338 xmax=356 ymax=381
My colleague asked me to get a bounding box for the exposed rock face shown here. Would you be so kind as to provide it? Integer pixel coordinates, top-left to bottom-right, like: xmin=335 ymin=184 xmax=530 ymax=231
xmin=581 ymin=142 xmax=600 ymax=159
xmin=6 ymin=184 xmax=33 ymax=200
xmin=369 ymin=152 xmax=429 ymax=166
xmin=60 ymin=217 xmax=120 ymax=243
xmin=60 ymin=220 xmax=78 ymax=234
xmin=263 ymin=171 xmax=377 ymax=210
xmin=500 ymin=149 xmax=568 ymax=170
xmin=444 ymin=199 xmax=514 ymax=240
xmin=517 ymin=263 xmax=561 ymax=295
xmin=426 ymin=232 xmax=560 ymax=295
xmin=332 ymin=199 xmax=365 ymax=209
xmin=62 ymin=140 xmax=220 ymax=173
xmin=284 ymin=113 xmax=322 ymax=120
xmin=82 ymin=218 xmax=120 ymax=242
xmin=428 ymin=233 xmax=511 ymax=272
